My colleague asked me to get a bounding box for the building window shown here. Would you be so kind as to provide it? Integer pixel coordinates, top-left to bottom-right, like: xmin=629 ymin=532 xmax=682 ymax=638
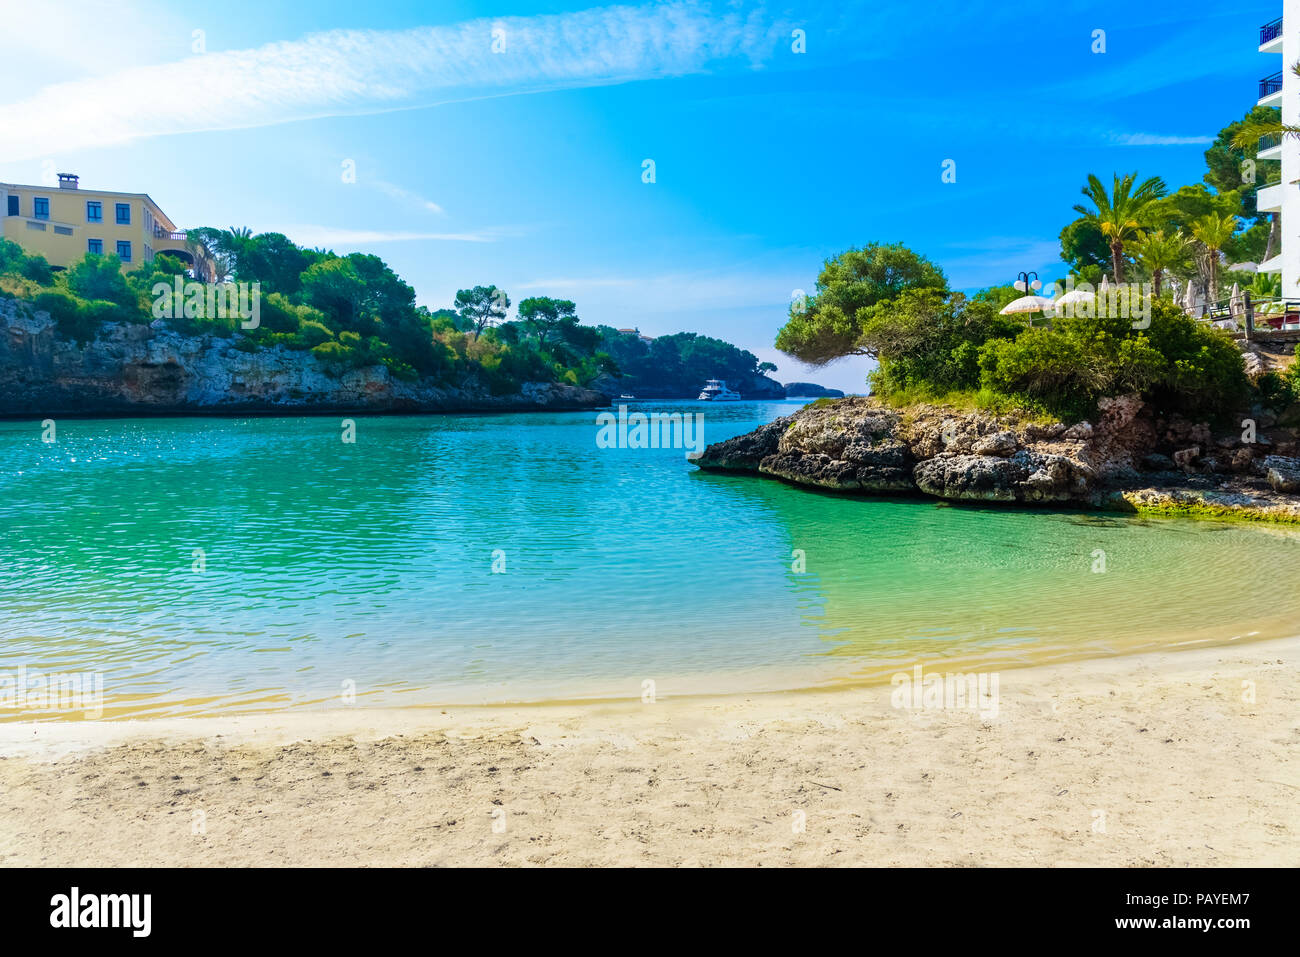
xmin=115 ymin=203 xmax=131 ymax=225
xmin=5 ymin=195 xmax=16 ymax=217
xmin=86 ymin=201 xmax=102 ymax=223
xmin=26 ymin=221 xmax=46 ymax=231
xmin=88 ymin=239 xmax=103 ymax=255
xmin=116 ymin=240 xmax=132 ymax=262
xmin=54 ymin=225 xmax=73 ymax=236
xmin=33 ymin=197 xmax=50 ymax=219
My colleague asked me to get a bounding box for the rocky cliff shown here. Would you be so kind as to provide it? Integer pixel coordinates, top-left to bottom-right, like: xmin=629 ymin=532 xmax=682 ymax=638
xmin=695 ymin=395 xmax=1300 ymax=522
xmin=0 ymin=299 xmax=608 ymax=416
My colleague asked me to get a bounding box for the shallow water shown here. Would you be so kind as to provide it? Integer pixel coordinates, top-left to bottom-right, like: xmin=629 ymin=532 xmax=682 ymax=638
xmin=2 ymin=401 xmax=1298 ymax=719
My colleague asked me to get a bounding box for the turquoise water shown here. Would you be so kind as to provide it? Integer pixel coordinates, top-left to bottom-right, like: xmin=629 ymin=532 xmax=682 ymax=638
xmin=2 ymin=401 xmax=1299 ymax=718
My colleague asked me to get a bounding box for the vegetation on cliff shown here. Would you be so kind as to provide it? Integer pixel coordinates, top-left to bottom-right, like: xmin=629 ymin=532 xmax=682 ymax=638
xmin=775 ymin=104 xmax=1300 ymax=422
xmin=0 ymin=231 xmax=776 ymax=400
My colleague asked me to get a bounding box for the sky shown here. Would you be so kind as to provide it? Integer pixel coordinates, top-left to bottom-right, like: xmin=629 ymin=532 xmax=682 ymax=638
xmin=0 ymin=0 xmax=1280 ymax=392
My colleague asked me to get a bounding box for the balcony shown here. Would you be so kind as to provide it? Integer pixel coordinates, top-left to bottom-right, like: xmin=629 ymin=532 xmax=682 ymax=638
xmin=1258 ymin=181 xmax=1284 ymax=213
xmin=1260 ymin=17 xmax=1284 ymax=52
xmin=1259 ymin=71 xmax=1284 ymax=106
xmin=152 ymin=229 xmax=215 ymax=282
xmin=1259 ymin=132 xmax=1284 ymax=160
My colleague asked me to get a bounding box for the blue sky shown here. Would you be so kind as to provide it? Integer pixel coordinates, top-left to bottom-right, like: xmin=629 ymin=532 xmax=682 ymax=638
xmin=0 ymin=0 xmax=1280 ymax=391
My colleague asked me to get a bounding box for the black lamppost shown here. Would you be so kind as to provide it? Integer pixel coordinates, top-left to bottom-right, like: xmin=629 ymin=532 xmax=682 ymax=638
xmin=1013 ymin=270 xmax=1041 ymax=293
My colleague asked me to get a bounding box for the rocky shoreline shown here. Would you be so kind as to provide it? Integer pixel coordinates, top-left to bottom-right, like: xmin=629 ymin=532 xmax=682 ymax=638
xmin=0 ymin=300 xmax=608 ymax=416
xmin=694 ymin=395 xmax=1300 ymax=523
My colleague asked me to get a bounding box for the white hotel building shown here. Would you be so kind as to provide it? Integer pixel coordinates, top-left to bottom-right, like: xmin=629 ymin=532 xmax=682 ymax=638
xmin=1256 ymin=7 xmax=1299 ymax=295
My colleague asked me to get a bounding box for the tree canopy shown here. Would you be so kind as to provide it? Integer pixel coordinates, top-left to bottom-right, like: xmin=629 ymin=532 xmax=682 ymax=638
xmin=775 ymin=243 xmax=949 ymax=365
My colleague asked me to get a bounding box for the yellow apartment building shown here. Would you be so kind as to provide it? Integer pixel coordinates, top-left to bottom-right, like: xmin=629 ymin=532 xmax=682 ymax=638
xmin=1 ymin=174 xmax=213 ymax=281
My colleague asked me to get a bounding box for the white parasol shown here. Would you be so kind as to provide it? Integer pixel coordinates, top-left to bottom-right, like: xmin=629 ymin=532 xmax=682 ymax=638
xmin=999 ymin=295 xmax=1057 ymax=315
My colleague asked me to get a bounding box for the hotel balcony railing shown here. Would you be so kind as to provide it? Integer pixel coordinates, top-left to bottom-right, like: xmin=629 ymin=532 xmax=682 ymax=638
xmin=1261 ymin=17 xmax=1283 ymax=46
xmin=1260 ymin=71 xmax=1284 ymax=98
xmin=153 ymin=227 xmax=190 ymax=241
xmin=1259 ymin=133 xmax=1282 ymax=152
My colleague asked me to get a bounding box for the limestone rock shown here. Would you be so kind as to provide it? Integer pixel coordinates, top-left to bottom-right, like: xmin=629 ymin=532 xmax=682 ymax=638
xmin=694 ymin=415 xmax=792 ymax=472
xmin=694 ymin=394 xmax=1300 ymax=514
xmin=0 ymin=299 xmax=608 ymax=415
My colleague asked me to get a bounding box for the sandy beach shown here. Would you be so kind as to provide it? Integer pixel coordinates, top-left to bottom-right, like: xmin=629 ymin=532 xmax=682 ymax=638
xmin=1 ymin=638 xmax=1297 ymax=867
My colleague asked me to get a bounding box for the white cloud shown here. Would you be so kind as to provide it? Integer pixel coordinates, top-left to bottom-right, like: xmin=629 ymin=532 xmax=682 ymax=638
xmin=372 ymin=181 xmax=444 ymax=215
xmin=277 ymin=225 xmax=503 ymax=247
xmin=1110 ymin=132 xmax=1213 ymax=146
xmin=0 ymin=2 xmax=789 ymax=161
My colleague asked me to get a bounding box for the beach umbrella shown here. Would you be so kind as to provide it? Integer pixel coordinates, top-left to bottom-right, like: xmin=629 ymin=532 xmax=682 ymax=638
xmin=1229 ymin=282 xmax=1244 ymax=317
xmin=999 ymin=295 xmax=1056 ymax=315
xmin=1054 ymin=289 xmax=1094 ymax=306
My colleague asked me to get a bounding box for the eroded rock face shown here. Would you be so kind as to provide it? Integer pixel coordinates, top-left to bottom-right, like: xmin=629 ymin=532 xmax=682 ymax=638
xmin=693 ymin=415 xmax=793 ymax=472
xmin=694 ymin=394 xmax=1300 ymax=510
xmin=0 ymin=302 xmax=608 ymax=415
xmin=912 ymin=451 xmax=1091 ymax=503
xmin=1262 ymin=456 xmax=1300 ymax=493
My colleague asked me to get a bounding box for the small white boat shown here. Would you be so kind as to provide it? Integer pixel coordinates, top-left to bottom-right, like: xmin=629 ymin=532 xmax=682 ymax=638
xmin=618 ymin=393 xmax=636 ymax=401
xmin=697 ymin=379 xmax=741 ymax=401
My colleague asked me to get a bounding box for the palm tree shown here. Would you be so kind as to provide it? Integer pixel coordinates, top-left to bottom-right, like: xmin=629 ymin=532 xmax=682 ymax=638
xmin=1191 ymin=213 xmax=1238 ymax=303
xmin=210 ymin=227 xmax=254 ymax=278
xmin=1073 ymin=172 xmax=1168 ymax=283
xmin=1130 ymin=229 xmax=1191 ymax=298
xmin=1250 ymin=270 xmax=1281 ymax=300
xmin=189 ymin=226 xmax=254 ymax=280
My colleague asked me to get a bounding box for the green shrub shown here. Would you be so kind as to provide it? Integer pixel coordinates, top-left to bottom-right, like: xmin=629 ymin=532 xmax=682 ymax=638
xmin=34 ymin=290 xmax=97 ymax=344
xmin=977 ymin=300 xmax=1244 ymax=420
xmin=310 ymin=340 xmax=349 ymax=367
xmin=1278 ymin=363 xmax=1300 ymax=407
xmin=82 ymin=299 xmax=132 ymax=326
xmin=0 ymin=240 xmax=27 ymax=274
xmin=65 ymin=254 xmax=133 ymax=307
xmin=298 ymin=319 xmax=335 ymax=347
xmin=863 ymin=290 xmax=1021 ymax=398
xmin=19 ymin=255 xmax=53 ymax=285
xmin=382 ymin=357 xmax=418 ymax=381
xmin=1141 ymin=301 xmax=1247 ymax=414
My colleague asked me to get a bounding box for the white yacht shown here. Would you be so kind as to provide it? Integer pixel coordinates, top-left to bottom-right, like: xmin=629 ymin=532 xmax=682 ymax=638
xmin=697 ymin=379 xmax=741 ymax=401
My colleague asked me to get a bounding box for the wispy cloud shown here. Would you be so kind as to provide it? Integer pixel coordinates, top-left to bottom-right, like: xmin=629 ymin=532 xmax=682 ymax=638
xmin=1044 ymin=15 xmax=1254 ymax=102
xmin=278 ymin=225 xmax=508 ymax=247
xmin=0 ymin=2 xmax=792 ymax=161
xmin=1109 ymin=132 xmax=1213 ymax=146
xmin=372 ymin=180 xmax=444 ymax=215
